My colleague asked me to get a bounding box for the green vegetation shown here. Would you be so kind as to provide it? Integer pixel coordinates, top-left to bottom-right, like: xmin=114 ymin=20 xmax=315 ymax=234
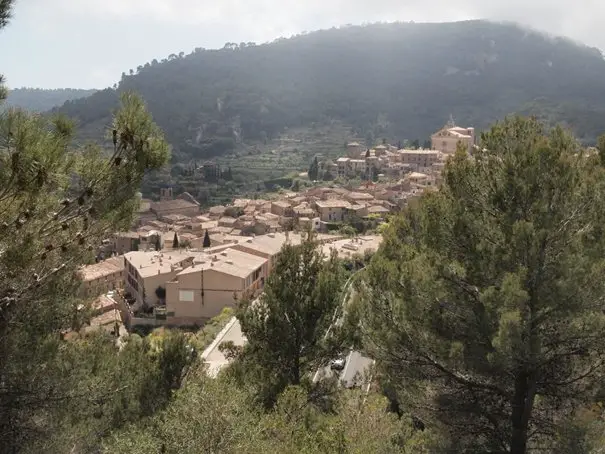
xmin=56 ymin=20 xmax=605 ymax=165
xmin=358 ymin=117 xmax=605 ymax=451
xmin=229 ymin=234 xmax=346 ymax=407
xmin=6 ymin=2 xmax=605 ymax=451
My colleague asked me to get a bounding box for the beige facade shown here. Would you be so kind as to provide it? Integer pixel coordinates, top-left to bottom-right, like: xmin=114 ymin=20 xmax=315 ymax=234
xmin=124 ymin=250 xmax=195 ymax=308
xmin=431 ymin=125 xmax=475 ymax=154
xmin=271 ymin=200 xmax=293 ymax=217
xmin=314 ymin=200 xmax=351 ymax=223
xmin=165 ymin=249 xmax=267 ymax=323
xmin=399 ymin=149 xmax=441 ymax=170
xmin=346 ymin=142 xmax=364 ymax=158
xmin=113 ymin=232 xmax=141 ymax=254
xmin=336 ymin=158 xmax=366 ymax=178
xmin=79 ymin=256 xmax=124 ymax=298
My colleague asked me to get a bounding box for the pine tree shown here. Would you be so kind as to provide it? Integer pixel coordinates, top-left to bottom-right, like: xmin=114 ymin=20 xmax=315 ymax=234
xmin=0 ymin=92 xmax=170 ymax=449
xmin=359 ymin=117 xmax=605 ymax=452
xmin=308 ymin=156 xmax=319 ymax=181
xmin=0 ymin=0 xmax=14 ymax=101
xmin=235 ymin=233 xmax=345 ymax=407
xmin=203 ymin=230 xmax=211 ymax=248
xmin=172 ymin=232 xmax=179 ymax=249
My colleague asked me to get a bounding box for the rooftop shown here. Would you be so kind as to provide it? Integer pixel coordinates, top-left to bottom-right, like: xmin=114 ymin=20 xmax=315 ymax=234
xmin=177 ymin=248 xmax=267 ymax=279
xmin=367 ymin=205 xmax=390 ymax=213
xmin=347 ymin=192 xmax=375 ymax=200
xmin=91 ymin=294 xmax=118 ymax=314
xmin=321 ymin=235 xmax=383 ymax=259
xmin=271 ymin=200 xmax=292 ymax=208
xmin=208 ymin=205 xmax=227 ymax=215
xmin=218 ymin=216 xmax=237 ymax=225
xmin=150 ymin=199 xmax=200 ymax=213
xmin=124 ymin=250 xmax=196 ymax=278
xmin=399 ymin=148 xmax=441 ymax=154
xmin=79 ymin=256 xmax=124 ymax=282
xmin=235 ymin=232 xmax=303 ymax=257
xmin=315 ymin=199 xmax=351 ymax=209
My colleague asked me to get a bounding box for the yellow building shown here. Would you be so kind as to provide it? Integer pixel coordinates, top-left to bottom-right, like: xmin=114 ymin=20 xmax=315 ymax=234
xmin=165 ymin=248 xmax=268 ymax=324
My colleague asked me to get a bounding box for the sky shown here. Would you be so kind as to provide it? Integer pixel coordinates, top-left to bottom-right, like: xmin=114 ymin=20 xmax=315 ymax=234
xmin=1 ymin=0 xmax=604 ymax=89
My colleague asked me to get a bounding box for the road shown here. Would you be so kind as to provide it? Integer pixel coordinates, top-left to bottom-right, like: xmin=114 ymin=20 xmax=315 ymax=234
xmin=201 ymin=316 xmax=247 ymax=377
xmin=340 ymin=350 xmax=374 ymax=388
xmin=312 ymin=267 xmax=375 ymax=388
xmin=313 ymin=350 xmax=374 ymax=388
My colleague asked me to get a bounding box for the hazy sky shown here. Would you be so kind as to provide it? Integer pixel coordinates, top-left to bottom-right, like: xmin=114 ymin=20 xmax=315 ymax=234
xmin=1 ymin=0 xmax=604 ymax=89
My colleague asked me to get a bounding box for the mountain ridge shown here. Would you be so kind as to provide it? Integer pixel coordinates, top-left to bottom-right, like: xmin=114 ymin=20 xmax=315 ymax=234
xmin=54 ymin=20 xmax=605 ymax=160
xmin=3 ymin=88 xmax=98 ymax=112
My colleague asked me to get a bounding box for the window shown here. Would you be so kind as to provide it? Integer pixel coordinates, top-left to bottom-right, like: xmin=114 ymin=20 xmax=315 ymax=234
xmin=179 ymin=290 xmax=194 ymax=302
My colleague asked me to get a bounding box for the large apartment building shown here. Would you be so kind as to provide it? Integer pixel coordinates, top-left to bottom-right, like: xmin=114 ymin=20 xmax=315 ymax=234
xmin=165 ymin=248 xmax=268 ymax=324
xmin=124 ymin=250 xmax=196 ymax=309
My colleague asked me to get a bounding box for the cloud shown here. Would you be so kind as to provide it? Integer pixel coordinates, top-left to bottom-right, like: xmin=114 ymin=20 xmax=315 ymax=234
xmin=3 ymin=0 xmax=605 ymax=88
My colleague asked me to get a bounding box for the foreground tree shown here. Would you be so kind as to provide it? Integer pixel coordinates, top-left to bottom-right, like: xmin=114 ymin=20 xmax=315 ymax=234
xmin=359 ymin=117 xmax=605 ymax=452
xmin=0 ymin=91 xmax=170 ymax=450
xmin=0 ymin=0 xmax=14 ymax=101
xmin=234 ymin=233 xmax=345 ymax=407
xmin=102 ymin=372 xmax=429 ymax=454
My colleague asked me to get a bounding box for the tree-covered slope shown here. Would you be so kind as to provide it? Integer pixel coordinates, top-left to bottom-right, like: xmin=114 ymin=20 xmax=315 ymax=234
xmin=3 ymin=87 xmax=98 ymax=111
xmin=57 ymin=20 xmax=605 ymax=160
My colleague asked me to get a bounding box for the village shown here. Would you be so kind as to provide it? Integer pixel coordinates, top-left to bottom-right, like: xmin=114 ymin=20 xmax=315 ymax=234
xmin=75 ymin=120 xmax=475 ymax=336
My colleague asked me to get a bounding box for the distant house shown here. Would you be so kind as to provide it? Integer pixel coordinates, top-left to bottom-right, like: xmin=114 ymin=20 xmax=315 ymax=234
xmin=150 ymin=199 xmax=200 ymax=218
xmin=314 ymin=199 xmax=351 ymax=223
xmin=271 ymin=200 xmax=293 ymax=217
xmin=398 ymin=149 xmax=442 ymax=171
xmin=431 ymin=120 xmax=475 ymax=154
xmin=346 ymin=142 xmax=364 ymax=158
xmin=79 ymin=256 xmax=125 ymax=298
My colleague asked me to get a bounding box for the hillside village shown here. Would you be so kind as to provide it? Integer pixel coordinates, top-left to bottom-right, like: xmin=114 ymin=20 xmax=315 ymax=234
xmin=76 ymin=121 xmax=474 ymax=338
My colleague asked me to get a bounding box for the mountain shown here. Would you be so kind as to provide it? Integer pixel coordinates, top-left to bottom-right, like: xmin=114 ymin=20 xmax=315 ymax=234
xmin=3 ymin=88 xmax=98 ymax=112
xmin=56 ymin=20 xmax=605 ymax=161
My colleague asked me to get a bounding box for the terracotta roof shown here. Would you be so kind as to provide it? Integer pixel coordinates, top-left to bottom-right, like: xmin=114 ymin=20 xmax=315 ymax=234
xmin=79 ymin=256 xmax=124 ymax=282
xmin=150 ymin=199 xmax=199 ymax=213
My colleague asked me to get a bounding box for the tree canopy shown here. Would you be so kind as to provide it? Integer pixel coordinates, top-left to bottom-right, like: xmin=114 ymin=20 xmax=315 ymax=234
xmin=232 ymin=234 xmax=345 ymax=407
xmin=358 ymin=117 xmax=605 ymax=452
xmin=0 ymin=91 xmax=171 ymax=451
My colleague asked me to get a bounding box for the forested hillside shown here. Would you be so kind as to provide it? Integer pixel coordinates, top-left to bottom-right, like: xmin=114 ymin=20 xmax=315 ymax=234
xmin=56 ymin=20 xmax=605 ymax=161
xmin=3 ymin=87 xmax=98 ymax=111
